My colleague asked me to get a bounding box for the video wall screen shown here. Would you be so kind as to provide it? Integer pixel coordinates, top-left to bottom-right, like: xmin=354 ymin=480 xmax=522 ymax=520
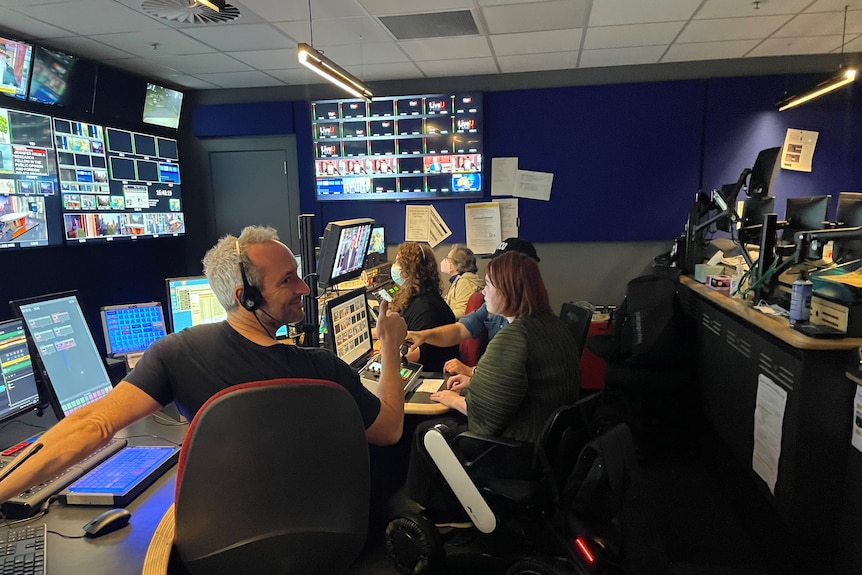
xmin=0 ymin=103 xmax=185 ymax=250
xmin=312 ymin=92 xmax=483 ymax=201
xmin=0 ymin=37 xmax=33 ymax=102
xmin=142 ymin=83 xmax=183 ymax=130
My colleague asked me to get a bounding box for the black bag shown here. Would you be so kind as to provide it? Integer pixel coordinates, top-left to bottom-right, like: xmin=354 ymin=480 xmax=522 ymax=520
xmin=613 ymin=271 xmax=682 ymax=368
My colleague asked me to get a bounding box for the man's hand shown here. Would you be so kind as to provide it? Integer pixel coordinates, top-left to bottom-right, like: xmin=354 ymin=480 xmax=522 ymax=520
xmin=376 ymin=300 xmax=407 ymax=348
xmin=405 ymin=330 xmax=426 ymax=353
xmin=430 ymin=389 xmax=461 ymax=408
xmin=446 ymin=373 xmax=471 ymax=392
xmin=443 ymin=358 xmax=472 ymax=377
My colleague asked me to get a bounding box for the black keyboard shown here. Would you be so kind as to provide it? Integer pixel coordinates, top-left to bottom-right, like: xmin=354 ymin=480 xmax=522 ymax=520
xmin=0 ymin=523 xmax=45 ymax=575
xmin=0 ymin=439 xmax=127 ymax=519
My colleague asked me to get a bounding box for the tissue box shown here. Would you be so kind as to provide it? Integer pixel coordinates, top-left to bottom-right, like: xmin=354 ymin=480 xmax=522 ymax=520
xmin=706 ymin=275 xmax=731 ymax=294
xmin=695 ymin=264 xmax=723 ymax=283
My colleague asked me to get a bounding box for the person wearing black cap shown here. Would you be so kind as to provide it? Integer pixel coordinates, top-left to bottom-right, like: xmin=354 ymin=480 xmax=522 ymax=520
xmin=406 ymin=237 xmax=540 ymax=376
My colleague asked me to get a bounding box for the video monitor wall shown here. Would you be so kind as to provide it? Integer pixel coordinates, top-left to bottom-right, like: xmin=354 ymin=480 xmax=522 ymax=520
xmin=27 ymin=46 xmax=98 ymax=111
xmin=312 ymin=92 xmax=483 ymax=201
xmin=0 ymin=37 xmax=34 ymax=102
xmin=142 ymin=83 xmax=183 ymax=130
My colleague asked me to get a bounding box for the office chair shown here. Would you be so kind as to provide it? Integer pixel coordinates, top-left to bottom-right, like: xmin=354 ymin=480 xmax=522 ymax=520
xmin=173 ymin=378 xmax=370 ymax=575
xmin=458 ymin=291 xmax=486 ymax=367
xmin=559 ymin=301 xmax=593 ymax=358
xmin=385 ymin=393 xmax=636 ymax=575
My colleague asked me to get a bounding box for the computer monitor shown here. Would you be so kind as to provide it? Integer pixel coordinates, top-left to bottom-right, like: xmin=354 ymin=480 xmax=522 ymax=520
xmin=747 ymin=147 xmax=781 ymax=197
xmin=0 ymin=317 xmax=42 ymax=424
xmin=100 ymin=302 xmax=167 ymax=357
xmin=783 ymin=195 xmax=831 ymax=259
xmin=165 ymin=276 xmax=227 ymax=333
xmin=832 ymin=192 xmax=862 ymax=263
xmin=317 ymin=218 xmax=375 ymax=288
xmin=739 ymin=196 xmax=776 ymax=245
xmin=142 ymin=83 xmax=183 ymax=130
xmin=323 ymin=288 xmax=373 ymax=368
xmin=365 ymin=226 xmax=386 ymax=267
xmin=11 ymin=291 xmax=113 ymax=419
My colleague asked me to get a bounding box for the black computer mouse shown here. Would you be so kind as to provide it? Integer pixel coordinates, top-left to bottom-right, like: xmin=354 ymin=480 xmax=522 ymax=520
xmin=82 ymin=508 xmax=132 ymax=538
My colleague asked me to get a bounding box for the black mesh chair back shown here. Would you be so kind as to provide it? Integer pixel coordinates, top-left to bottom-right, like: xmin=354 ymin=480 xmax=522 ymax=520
xmin=560 ymin=302 xmax=593 ymax=357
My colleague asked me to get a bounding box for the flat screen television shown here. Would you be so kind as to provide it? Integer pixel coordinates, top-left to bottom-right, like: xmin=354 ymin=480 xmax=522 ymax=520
xmin=11 ymin=291 xmax=114 ymax=419
xmin=833 ymin=192 xmax=862 ymax=263
xmin=165 ymin=276 xmax=228 ymax=333
xmin=142 ymin=83 xmax=183 ymax=130
xmin=0 ymin=106 xmax=63 ymax=249
xmin=0 ymin=37 xmax=33 ymax=101
xmin=27 ymin=46 xmax=97 ymax=112
xmin=54 ymin=118 xmax=185 ymax=244
xmin=0 ymin=317 xmax=43 ymax=424
xmin=317 ymin=218 xmax=374 ymax=288
xmin=312 ymin=92 xmax=483 ymax=201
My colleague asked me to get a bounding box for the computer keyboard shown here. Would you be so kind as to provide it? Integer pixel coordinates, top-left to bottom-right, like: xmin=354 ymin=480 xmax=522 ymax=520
xmin=58 ymin=445 xmax=179 ymax=507
xmin=0 ymin=523 xmax=45 ymax=575
xmin=0 ymin=439 xmax=127 ymax=520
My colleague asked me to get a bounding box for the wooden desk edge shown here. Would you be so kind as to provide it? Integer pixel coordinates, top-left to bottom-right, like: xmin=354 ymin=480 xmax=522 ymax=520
xmin=681 ymin=275 xmax=862 ymax=350
xmin=142 ymin=503 xmax=175 ymax=575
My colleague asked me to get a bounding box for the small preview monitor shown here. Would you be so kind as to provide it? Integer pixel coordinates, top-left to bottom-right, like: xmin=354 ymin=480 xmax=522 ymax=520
xmin=0 ymin=317 xmax=42 ymax=424
xmin=11 ymin=291 xmax=113 ymax=419
xmin=324 ymin=288 xmax=373 ymax=368
xmin=0 ymin=37 xmax=33 ymax=101
xmin=165 ymin=276 xmax=227 ymax=333
xmin=317 ymin=218 xmax=375 ymax=288
xmin=100 ymin=302 xmax=167 ymax=357
xmin=142 ymin=83 xmax=183 ymax=130
xmin=832 ymin=192 xmax=862 ymax=263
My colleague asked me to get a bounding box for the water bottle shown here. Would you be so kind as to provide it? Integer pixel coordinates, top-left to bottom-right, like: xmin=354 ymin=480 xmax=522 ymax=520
xmin=789 ymin=270 xmax=813 ymax=326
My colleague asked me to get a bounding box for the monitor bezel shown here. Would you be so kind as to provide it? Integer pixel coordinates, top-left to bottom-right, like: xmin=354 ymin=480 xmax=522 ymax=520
xmin=99 ymin=301 xmax=166 ymax=356
xmin=323 ymin=287 xmax=372 ymax=366
xmin=317 ymin=218 xmax=375 ymax=288
xmin=0 ymin=316 xmax=45 ymax=425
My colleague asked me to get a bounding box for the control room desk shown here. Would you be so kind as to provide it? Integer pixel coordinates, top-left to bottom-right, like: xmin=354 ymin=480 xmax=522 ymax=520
xmin=0 ymin=411 xmax=188 ymax=575
xmin=679 ymin=275 xmax=862 ymax=542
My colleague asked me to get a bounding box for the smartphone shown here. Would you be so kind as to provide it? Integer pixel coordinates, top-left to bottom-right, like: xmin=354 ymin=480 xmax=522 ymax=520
xmin=376 ymin=288 xmax=393 ymax=302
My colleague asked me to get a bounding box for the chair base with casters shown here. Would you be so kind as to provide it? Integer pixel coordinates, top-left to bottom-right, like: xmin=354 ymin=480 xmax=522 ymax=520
xmin=173 ymin=378 xmax=370 ymax=575
xmin=385 ymin=394 xmax=637 ymax=575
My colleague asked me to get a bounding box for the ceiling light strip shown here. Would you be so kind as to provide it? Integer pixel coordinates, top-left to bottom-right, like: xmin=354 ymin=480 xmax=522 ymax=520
xmin=297 ymin=43 xmax=373 ymax=101
xmin=776 ymin=68 xmax=857 ymax=112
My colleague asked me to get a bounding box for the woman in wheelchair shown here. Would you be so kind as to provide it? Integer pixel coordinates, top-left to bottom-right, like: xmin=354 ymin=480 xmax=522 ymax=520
xmin=401 ymin=250 xmax=581 ymax=521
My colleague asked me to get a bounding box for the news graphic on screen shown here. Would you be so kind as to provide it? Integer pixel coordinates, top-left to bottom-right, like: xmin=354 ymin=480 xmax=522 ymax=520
xmin=166 ymin=276 xmax=227 ymax=333
xmin=142 ymin=83 xmax=183 ymax=130
xmin=0 ymin=106 xmax=63 ymax=249
xmin=312 ymin=92 xmax=483 ymax=201
xmin=0 ymin=37 xmax=33 ymax=101
xmin=54 ymin=117 xmax=186 ymax=244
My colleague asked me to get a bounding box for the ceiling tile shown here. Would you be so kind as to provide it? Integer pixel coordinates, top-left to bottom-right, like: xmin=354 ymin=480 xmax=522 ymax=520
xmin=310 ymin=42 xmax=410 ymax=65
xmin=15 ymin=0 xmax=167 ymax=35
xmin=265 ymin=67 xmax=321 ymax=85
xmin=663 ymin=39 xmax=761 ymax=62
xmin=490 ymin=29 xmax=581 ymax=56
xmin=106 ymin=57 xmax=185 ymax=77
xmin=775 ymin=11 xmax=862 ymax=37
xmin=148 ymin=52 xmax=254 ymax=74
xmin=192 ymin=69 xmax=284 ymax=88
xmin=483 ymin=1 xmax=588 ymax=34
xmin=181 ymin=23 xmax=294 ymax=51
xmin=40 ymin=36 xmax=137 ymax=60
xmin=584 ymin=22 xmax=684 ymax=50
xmin=497 ymin=50 xmax=578 ymax=73
xmin=579 ymin=45 xmax=665 ymax=68
xmin=272 ymin=21 xmax=307 ymax=43
xmin=696 ymin=0 xmax=812 ymax=19
xmin=845 ymin=32 xmax=862 ymax=50
xmin=90 ymin=30 xmax=215 ymax=57
xmin=589 ymin=0 xmax=700 ymax=27
xmin=229 ymin=48 xmax=300 ymax=70
xmin=0 ymin=8 xmax=72 ymax=39
xmin=232 ymin=0 xmax=308 ymax=22
xmin=358 ymin=0 xmax=474 ymax=17
xmin=353 ymin=61 xmax=423 ymax=81
xmin=804 ymin=0 xmax=862 ymax=13
xmin=416 ymin=57 xmax=499 ymax=76
xmin=678 ymin=15 xmax=792 ymax=43
xmin=477 ymin=0 xmax=552 ymax=5
xmin=399 ymin=36 xmax=492 ymax=61
xmin=305 ymin=17 xmax=394 ymax=45
xmin=749 ymin=35 xmax=845 ymax=57
xmin=162 ymin=74 xmax=219 ymax=89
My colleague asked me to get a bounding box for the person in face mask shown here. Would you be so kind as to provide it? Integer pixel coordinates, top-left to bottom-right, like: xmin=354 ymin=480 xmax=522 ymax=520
xmin=440 ymin=244 xmax=483 ymax=320
xmin=389 ymin=242 xmax=459 ymax=372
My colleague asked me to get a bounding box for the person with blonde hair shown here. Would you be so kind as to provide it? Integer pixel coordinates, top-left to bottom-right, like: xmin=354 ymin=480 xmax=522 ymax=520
xmin=440 ymin=244 xmax=483 ymax=319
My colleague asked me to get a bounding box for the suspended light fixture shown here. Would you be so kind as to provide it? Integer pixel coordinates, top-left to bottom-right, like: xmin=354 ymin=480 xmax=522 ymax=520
xmin=296 ymin=0 xmax=372 ymax=101
xmin=194 ymin=0 xmax=225 ymax=11
xmin=776 ymin=6 xmax=857 ymax=112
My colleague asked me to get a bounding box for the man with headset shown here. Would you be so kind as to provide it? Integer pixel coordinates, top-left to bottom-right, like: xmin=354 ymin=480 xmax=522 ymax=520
xmin=0 ymin=225 xmax=408 ymax=504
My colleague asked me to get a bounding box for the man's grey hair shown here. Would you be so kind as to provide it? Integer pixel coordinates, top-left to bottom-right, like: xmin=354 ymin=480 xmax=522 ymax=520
xmin=202 ymin=225 xmax=280 ymax=311
xmin=449 ymin=244 xmax=477 ymax=274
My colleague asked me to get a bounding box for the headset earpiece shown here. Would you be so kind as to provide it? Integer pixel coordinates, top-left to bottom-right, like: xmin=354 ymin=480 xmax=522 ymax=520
xmin=236 ymin=239 xmax=263 ymax=312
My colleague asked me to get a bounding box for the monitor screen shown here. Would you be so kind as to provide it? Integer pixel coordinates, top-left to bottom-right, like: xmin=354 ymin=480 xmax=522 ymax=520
xmin=165 ymin=276 xmax=227 ymax=333
xmin=317 ymin=218 xmax=374 ymax=288
xmin=11 ymin=291 xmax=113 ymax=419
xmin=27 ymin=46 xmax=97 ymax=111
xmin=0 ymin=317 xmax=42 ymax=424
xmin=368 ymin=226 xmax=385 ymax=255
xmin=142 ymin=83 xmax=183 ymax=130
xmin=747 ymin=147 xmax=781 ymax=197
xmin=833 ymin=192 xmax=862 ymax=263
xmin=0 ymin=106 xmax=63 ymax=249
xmin=0 ymin=37 xmax=33 ymax=101
xmin=54 ymin=119 xmax=186 ymax=244
xmin=783 ymin=195 xmax=830 ymax=259
xmin=739 ymin=196 xmax=776 ymax=245
xmin=312 ymin=92 xmax=483 ymax=201
xmin=100 ymin=302 xmax=167 ymax=356
xmin=324 ymin=288 xmax=372 ymax=367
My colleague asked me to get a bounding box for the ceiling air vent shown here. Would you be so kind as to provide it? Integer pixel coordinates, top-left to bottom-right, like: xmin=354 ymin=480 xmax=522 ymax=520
xmin=141 ymin=0 xmax=240 ymax=25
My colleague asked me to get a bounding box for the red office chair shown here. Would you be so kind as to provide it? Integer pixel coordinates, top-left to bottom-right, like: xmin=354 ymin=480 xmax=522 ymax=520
xmin=173 ymin=378 xmax=370 ymax=575
xmin=458 ymin=291 xmax=486 ymax=367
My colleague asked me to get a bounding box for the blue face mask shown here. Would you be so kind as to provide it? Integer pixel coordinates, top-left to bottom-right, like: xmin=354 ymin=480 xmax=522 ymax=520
xmin=391 ymin=263 xmax=405 ymax=286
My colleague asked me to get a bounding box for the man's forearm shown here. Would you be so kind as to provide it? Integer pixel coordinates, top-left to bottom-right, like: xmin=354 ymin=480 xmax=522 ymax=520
xmin=422 ymin=322 xmax=471 ymax=347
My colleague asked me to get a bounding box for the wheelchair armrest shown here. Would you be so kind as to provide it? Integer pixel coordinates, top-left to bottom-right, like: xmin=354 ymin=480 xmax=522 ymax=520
xmin=454 ymin=431 xmax=522 ymax=449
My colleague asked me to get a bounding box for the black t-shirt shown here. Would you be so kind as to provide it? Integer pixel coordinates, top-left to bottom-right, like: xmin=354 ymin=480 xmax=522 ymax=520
xmin=401 ymin=291 xmax=459 ymax=372
xmin=125 ymin=322 xmax=381 ymax=426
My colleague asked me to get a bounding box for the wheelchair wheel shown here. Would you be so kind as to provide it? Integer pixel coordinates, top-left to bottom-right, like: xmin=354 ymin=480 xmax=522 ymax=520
xmin=385 ymin=512 xmax=444 ymax=575
xmin=505 ymin=555 xmax=579 ymax=575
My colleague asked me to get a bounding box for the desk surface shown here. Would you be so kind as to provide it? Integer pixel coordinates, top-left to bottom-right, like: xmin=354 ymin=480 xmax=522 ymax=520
xmin=681 ymin=275 xmax=862 ymax=350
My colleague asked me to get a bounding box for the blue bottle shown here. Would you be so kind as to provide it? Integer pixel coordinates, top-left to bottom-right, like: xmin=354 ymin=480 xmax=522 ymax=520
xmin=789 ymin=270 xmax=813 ymax=326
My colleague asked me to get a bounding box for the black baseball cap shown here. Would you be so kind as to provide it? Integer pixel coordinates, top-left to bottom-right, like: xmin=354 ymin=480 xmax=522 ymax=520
xmin=491 ymin=237 xmax=540 ymax=262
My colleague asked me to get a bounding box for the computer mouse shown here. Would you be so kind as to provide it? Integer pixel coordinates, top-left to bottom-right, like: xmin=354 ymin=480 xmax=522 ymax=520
xmin=82 ymin=508 xmax=132 ymax=538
